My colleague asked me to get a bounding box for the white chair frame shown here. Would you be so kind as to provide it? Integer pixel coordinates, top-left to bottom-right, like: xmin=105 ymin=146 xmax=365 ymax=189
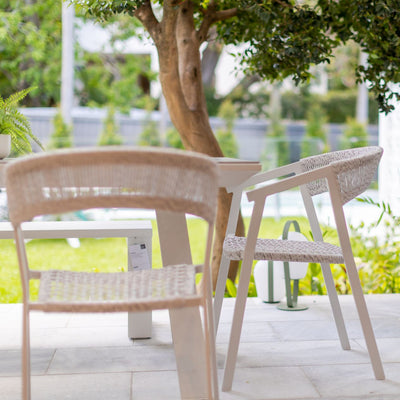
xmin=213 ymin=146 xmax=385 ymax=391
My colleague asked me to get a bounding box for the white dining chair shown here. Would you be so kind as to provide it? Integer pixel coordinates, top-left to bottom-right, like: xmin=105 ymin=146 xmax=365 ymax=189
xmin=5 ymin=147 xmax=219 ymax=400
xmin=215 ymin=146 xmax=385 ymax=391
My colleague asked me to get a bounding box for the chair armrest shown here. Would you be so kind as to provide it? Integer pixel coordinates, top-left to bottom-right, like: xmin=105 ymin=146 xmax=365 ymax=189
xmin=225 ymin=161 xmax=302 ymax=193
xmin=247 ymin=164 xmax=332 ymax=203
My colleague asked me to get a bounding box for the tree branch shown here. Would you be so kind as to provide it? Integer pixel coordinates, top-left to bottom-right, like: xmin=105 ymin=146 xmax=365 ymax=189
xmin=197 ymin=7 xmax=238 ymax=43
xmin=134 ymin=1 xmax=160 ymax=41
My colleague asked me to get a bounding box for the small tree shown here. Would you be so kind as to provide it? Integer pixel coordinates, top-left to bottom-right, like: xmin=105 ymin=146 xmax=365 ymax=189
xmin=301 ymin=103 xmax=329 ymax=158
xmin=137 ymin=98 xmax=161 ymax=147
xmin=340 ymin=117 xmax=369 ymax=149
xmin=48 ymin=110 xmax=73 ymax=149
xmin=215 ymin=100 xmax=239 ymax=158
xmin=98 ymin=106 xmax=123 ymax=146
xmin=263 ymin=116 xmax=289 ymax=171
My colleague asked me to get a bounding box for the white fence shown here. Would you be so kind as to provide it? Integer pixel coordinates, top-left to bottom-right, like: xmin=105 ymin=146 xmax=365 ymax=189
xmin=22 ymin=107 xmax=379 ymax=162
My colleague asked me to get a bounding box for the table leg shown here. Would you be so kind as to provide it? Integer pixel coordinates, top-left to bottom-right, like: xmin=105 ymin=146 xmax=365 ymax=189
xmin=127 ymin=234 xmax=153 ymax=339
xmin=156 ymin=210 xmax=209 ymax=399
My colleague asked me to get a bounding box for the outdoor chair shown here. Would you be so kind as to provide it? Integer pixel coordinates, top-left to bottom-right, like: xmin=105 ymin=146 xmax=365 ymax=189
xmin=214 ymin=146 xmax=385 ymax=391
xmin=5 ymin=147 xmax=219 ymax=400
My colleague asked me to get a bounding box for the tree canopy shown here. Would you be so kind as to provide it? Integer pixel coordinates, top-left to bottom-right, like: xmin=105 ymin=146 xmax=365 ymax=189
xmin=76 ymin=0 xmax=400 ymax=114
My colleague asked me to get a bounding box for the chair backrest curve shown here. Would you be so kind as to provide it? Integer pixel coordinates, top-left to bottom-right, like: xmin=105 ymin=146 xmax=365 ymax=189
xmin=300 ymin=146 xmax=383 ymax=204
xmin=5 ymin=147 xmax=219 ymax=225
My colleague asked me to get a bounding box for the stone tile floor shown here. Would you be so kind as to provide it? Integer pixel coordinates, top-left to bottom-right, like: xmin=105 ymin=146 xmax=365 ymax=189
xmin=1 ymin=294 xmax=400 ymax=399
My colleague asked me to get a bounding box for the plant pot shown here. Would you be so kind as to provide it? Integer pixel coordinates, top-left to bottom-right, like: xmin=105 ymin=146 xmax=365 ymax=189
xmin=0 ymin=135 xmax=11 ymax=159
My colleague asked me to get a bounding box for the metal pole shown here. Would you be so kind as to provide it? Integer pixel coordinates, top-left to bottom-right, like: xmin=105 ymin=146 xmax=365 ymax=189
xmin=61 ymin=1 xmax=74 ymax=125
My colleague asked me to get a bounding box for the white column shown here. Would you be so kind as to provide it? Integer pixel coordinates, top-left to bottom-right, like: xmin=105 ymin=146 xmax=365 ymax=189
xmin=61 ymin=1 xmax=74 ymax=124
xmin=379 ymin=86 xmax=400 ymax=213
xmin=356 ymin=52 xmax=369 ymax=124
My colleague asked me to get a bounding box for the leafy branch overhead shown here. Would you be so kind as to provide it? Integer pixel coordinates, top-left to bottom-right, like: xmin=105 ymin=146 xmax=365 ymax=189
xmin=74 ymin=0 xmax=400 ymax=114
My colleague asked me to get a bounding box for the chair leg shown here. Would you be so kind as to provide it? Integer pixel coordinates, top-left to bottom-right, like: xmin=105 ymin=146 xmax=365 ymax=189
xmin=221 ymin=256 xmax=253 ymax=392
xmin=320 ymin=262 xmax=351 ymax=350
xmin=204 ymin=298 xmax=219 ymax=400
xmin=214 ymin=255 xmax=230 ymax=334
xmin=22 ymin=304 xmax=31 ymax=400
xmin=344 ymin=255 xmax=385 ymax=380
xmin=329 ymin=189 xmax=385 ymax=380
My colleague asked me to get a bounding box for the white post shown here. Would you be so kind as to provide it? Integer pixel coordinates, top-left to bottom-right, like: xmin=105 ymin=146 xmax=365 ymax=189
xmin=356 ymin=52 xmax=369 ymax=124
xmin=379 ymin=85 xmax=400 ymax=214
xmin=61 ymin=1 xmax=74 ymax=124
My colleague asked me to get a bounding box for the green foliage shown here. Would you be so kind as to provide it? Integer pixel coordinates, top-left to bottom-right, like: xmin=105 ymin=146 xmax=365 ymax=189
xmin=0 ymin=1 xmax=62 ymax=106
xmin=350 ymin=198 xmax=400 ymax=294
xmin=204 ymin=86 xmax=223 ymax=117
xmin=166 ymin=127 xmax=184 ymax=149
xmin=262 ymin=116 xmax=289 ymax=170
xmin=138 ymin=120 xmax=161 ymax=147
xmin=0 ymin=1 xmax=154 ymax=110
xmin=340 ymin=117 xmax=369 ymax=149
xmin=48 ymin=110 xmax=73 ymax=149
xmin=0 ymin=87 xmax=43 ymax=154
xmin=77 ymin=52 xmax=154 ymax=112
xmin=138 ymin=97 xmax=162 ymax=146
xmin=215 ymin=100 xmax=239 ymax=158
xmin=228 ymin=87 xmax=379 ymax=125
xmin=98 ymin=106 xmax=123 ymax=146
xmin=301 ymin=103 xmax=329 ymax=158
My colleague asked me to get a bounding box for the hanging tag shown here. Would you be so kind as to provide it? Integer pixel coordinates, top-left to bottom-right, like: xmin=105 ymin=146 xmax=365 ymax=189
xmin=129 ymin=243 xmax=151 ymax=271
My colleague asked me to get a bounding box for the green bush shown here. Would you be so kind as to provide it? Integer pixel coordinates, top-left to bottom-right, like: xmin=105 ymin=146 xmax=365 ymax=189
xmin=262 ymin=116 xmax=289 ymax=170
xmin=301 ymin=103 xmax=329 ymax=158
xmin=138 ymin=98 xmax=161 ymax=146
xmin=350 ymin=198 xmax=400 ymax=293
xmin=98 ymin=106 xmax=124 ymax=146
xmin=48 ymin=110 xmax=73 ymax=149
xmin=166 ymin=127 xmax=184 ymax=149
xmin=340 ymin=117 xmax=369 ymax=149
xmin=216 ymin=99 xmax=239 ymax=158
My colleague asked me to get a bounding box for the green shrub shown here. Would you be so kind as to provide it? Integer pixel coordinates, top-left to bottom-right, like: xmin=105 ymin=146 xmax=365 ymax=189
xmin=138 ymin=97 xmax=161 ymax=146
xmin=301 ymin=103 xmax=329 ymax=158
xmin=262 ymin=116 xmax=289 ymax=170
xmin=98 ymin=106 xmax=123 ymax=146
xmin=216 ymin=99 xmax=239 ymax=158
xmin=349 ymin=198 xmax=400 ymax=293
xmin=340 ymin=117 xmax=369 ymax=149
xmin=166 ymin=127 xmax=184 ymax=149
xmin=48 ymin=110 xmax=73 ymax=149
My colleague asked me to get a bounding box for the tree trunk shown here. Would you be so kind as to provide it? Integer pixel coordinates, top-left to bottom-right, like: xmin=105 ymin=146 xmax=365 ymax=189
xmin=139 ymin=1 xmax=244 ymax=289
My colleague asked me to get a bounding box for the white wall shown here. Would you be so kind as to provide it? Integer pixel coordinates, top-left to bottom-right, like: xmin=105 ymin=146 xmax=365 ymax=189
xmin=379 ymin=92 xmax=400 ymax=213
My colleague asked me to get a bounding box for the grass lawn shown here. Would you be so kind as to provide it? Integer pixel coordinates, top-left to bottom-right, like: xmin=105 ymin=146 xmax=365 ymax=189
xmin=0 ymin=216 xmax=319 ymax=303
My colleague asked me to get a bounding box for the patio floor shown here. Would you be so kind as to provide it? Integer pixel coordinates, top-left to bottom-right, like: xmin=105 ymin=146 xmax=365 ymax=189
xmin=1 ymin=294 xmax=400 ymax=400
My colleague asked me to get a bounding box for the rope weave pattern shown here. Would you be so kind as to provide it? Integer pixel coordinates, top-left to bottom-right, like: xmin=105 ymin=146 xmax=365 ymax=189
xmin=223 ymin=235 xmax=344 ymax=264
xmin=6 ymin=147 xmax=219 ymax=224
xmin=6 ymin=147 xmax=218 ymax=314
xmin=37 ymin=265 xmax=200 ymax=312
xmin=300 ymin=146 xmax=383 ymax=204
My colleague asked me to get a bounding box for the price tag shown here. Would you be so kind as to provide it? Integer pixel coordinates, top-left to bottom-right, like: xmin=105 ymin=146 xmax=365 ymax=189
xmin=129 ymin=243 xmax=151 ymax=271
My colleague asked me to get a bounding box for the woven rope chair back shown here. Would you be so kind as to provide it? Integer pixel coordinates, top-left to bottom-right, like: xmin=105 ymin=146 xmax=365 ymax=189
xmin=6 ymin=147 xmax=219 ymax=225
xmin=300 ymin=146 xmax=383 ymax=204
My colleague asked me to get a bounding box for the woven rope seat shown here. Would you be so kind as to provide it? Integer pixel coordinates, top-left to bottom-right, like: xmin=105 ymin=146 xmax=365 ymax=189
xmin=223 ymin=234 xmax=344 ymax=264
xmin=36 ymin=265 xmax=200 ymax=313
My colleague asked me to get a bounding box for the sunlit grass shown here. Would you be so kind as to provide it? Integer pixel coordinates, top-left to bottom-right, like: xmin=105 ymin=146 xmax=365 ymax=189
xmin=0 ymin=217 xmax=317 ymax=303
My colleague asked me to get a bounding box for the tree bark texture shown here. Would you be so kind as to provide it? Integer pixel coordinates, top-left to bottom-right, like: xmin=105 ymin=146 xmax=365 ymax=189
xmin=137 ymin=1 xmax=243 ymax=289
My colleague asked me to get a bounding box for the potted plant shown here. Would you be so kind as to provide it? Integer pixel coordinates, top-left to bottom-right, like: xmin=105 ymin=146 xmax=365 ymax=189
xmin=0 ymin=87 xmax=44 ymax=158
